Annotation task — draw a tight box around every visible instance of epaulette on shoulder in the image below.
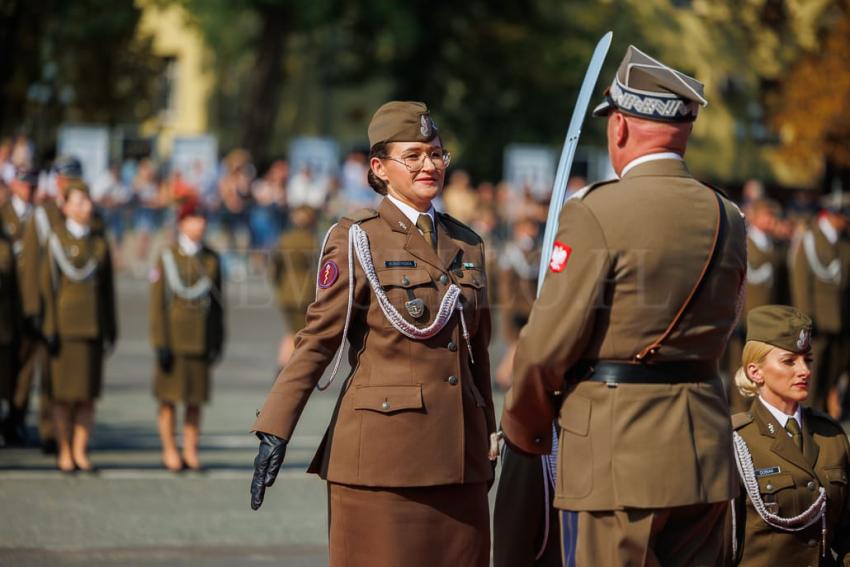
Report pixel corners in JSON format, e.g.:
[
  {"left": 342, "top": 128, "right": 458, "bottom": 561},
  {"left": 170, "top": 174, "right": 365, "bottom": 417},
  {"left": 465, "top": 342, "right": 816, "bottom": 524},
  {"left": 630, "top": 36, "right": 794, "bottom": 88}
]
[
  {"left": 343, "top": 208, "right": 379, "bottom": 224},
  {"left": 698, "top": 179, "right": 731, "bottom": 200},
  {"left": 731, "top": 412, "right": 754, "bottom": 430},
  {"left": 439, "top": 212, "right": 482, "bottom": 243},
  {"left": 572, "top": 179, "right": 618, "bottom": 201}
]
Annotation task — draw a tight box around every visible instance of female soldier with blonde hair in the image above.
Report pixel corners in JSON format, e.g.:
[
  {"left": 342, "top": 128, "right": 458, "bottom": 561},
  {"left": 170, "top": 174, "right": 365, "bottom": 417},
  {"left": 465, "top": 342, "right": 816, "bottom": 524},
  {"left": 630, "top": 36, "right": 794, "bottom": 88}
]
[{"left": 731, "top": 305, "right": 850, "bottom": 566}]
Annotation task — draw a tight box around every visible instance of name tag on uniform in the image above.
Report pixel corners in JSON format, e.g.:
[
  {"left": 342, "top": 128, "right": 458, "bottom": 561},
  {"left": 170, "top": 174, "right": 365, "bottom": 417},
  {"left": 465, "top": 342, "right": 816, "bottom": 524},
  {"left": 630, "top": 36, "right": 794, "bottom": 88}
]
[
  {"left": 755, "top": 466, "right": 781, "bottom": 478},
  {"left": 385, "top": 260, "right": 417, "bottom": 268}
]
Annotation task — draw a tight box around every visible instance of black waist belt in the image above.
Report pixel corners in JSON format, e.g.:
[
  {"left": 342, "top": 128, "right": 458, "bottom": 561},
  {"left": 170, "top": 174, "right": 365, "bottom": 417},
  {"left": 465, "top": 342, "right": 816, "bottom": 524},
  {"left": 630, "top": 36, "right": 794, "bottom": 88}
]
[{"left": 578, "top": 360, "right": 719, "bottom": 385}]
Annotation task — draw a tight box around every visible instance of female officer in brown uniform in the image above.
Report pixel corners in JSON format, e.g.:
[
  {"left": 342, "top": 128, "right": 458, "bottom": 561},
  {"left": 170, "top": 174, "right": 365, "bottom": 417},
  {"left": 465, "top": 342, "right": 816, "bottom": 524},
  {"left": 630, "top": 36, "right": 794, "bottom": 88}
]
[
  {"left": 149, "top": 199, "right": 224, "bottom": 471},
  {"left": 41, "top": 182, "right": 117, "bottom": 472},
  {"left": 731, "top": 305, "right": 850, "bottom": 566},
  {"left": 250, "top": 101, "right": 497, "bottom": 567}
]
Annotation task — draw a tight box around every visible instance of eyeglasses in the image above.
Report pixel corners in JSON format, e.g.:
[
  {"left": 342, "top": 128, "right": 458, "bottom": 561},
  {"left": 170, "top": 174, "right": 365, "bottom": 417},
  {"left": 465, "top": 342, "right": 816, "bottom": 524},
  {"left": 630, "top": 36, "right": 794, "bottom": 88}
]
[{"left": 385, "top": 150, "right": 451, "bottom": 172}]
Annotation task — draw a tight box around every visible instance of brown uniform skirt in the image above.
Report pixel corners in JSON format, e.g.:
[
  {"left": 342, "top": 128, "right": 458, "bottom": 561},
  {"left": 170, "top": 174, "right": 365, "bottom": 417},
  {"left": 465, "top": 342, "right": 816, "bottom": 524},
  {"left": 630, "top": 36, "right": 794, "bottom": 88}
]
[
  {"left": 50, "top": 339, "right": 103, "bottom": 402},
  {"left": 154, "top": 355, "right": 210, "bottom": 405},
  {"left": 327, "top": 482, "right": 490, "bottom": 567}
]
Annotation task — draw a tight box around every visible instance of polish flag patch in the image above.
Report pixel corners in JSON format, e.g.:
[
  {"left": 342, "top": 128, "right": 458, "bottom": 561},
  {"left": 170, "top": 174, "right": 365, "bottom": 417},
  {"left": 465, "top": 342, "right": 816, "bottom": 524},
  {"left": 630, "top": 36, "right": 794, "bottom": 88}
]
[{"left": 549, "top": 241, "right": 572, "bottom": 273}]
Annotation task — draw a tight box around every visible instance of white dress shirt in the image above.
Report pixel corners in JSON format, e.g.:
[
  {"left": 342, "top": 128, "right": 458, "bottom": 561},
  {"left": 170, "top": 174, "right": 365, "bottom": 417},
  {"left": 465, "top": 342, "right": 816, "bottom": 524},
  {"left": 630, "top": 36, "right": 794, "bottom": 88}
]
[
  {"left": 620, "top": 152, "right": 683, "bottom": 178},
  {"left": 178, "top": 232, "right": 202, "bottom": 256},
  {"left": 387, "top": 194, "right": 436, "bottom": 234},
  {"left": 65, "top": 218, "right": 90, "bottom": 239},
  {"left": 758, "top": 395, "right": 802, "bottom": 432}
]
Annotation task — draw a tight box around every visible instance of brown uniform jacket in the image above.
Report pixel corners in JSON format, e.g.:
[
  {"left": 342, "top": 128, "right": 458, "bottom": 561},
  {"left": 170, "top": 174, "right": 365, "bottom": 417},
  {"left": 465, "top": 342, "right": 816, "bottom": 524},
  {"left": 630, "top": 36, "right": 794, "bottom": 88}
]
[
  {"left": 20, "top": 201, "right": 62, "bottom": 318},
  {"left": 745, "top": 231, "right": 783, "bottom": 315},
  {"left": 790, "top": 220, "right": 850, "bottom": 334},
  {"left": 501, "top": 159, "right": 747, "bottom": 511},
  {"left": 270, "top": 227, "right": 317, "bottom": 310},
  {"left": 497, "top": 241, "right": 539, "bottom": 339},
  {"left": 40, "top": 224, "right": 117, "bottom": 344},
  {"left": 149, "top": 243, "right": 224, "bottom": 357},
  {"left": 732, "top": 400, "right": 850, "bottom": 566},
  {"left": 253, "top": 198, "right": 496, "bottom": 488}
]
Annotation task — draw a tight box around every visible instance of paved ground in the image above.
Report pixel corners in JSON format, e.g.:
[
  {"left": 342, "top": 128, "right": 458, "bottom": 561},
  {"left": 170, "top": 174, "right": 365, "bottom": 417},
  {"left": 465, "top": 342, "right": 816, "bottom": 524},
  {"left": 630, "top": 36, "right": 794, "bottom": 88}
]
[{"left": 0, "top": 274, "right": 505, "bottom": 565}]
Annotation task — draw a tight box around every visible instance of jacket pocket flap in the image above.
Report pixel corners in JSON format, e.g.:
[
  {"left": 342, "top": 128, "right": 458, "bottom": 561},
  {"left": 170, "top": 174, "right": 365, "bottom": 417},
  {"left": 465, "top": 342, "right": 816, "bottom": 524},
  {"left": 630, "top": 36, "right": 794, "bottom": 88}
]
[
  {"left": 825, "top": 466, "right": 848, "bottom": 484},
  {"left": 353, "top": 384, "right": 424, "bottom": 413},
  {"left": 377, "top": 268, "right": 432, "bottom": 288},
  {"left": 455, "top": 269, "right": 485, "bottom": 288},
  {"left": 757, "top": 473, "right": 794, "bottom": 494},
  {"left": 557, "top": 395, "right": 591, "bottom": 437}
]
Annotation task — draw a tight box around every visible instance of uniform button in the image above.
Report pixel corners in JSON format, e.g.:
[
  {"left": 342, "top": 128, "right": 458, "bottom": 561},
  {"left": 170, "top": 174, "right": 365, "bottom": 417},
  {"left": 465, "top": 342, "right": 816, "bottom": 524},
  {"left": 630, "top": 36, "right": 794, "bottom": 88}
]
[
  {"left": 807, "top": 539, "right": 817, "bottom": 547},
  {"left": 472, "top": 279, "right": 480, "bottom": 286},
  {"left": 765, "top": 483, "right": 773, "bottom": 491},
  {"left": 534, "top": 436, "right": 543, "bottom": 445},
  {"left": 381, "top": 401, "right": 390, "bottom": 410},
  {"left": 447, "top": 375, "right": 459, "bottom": 386},
  {"left": 401, "top": 276, "right": 410, "bottom": 286},
  {"left": 439, "top": 274, "right": 449, "bottom": 284},
  {"left": 807, "top": 481, "right": 816, "bottom": 491},
  {"left": 447, "top": 341, "right": 457, "bottom": 352}
]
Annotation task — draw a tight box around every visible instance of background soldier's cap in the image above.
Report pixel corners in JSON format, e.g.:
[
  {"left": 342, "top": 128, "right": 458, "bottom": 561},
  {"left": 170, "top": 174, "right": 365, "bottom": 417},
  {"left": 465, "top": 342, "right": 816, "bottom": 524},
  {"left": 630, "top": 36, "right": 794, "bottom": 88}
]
[
  {"left": 176, "top": 197, "right": 204, "bottom": 222},
  {"left": 592, "top": 45, "right": 708, "bottom": 123},
  {"left": 820, "top": 192, "right": 850, "bottom": 216},
  {"left": 14, "top": 168, "right": 38, "bottom": 185},
  {"left": 53, "top": 155, "right": 83, "bottom": 179},
  {"left": 747, "top": 305, "right": 813, "bottom": 354},
  {"left": 368, "top": 101, "right": 438, "bottom": 146}
]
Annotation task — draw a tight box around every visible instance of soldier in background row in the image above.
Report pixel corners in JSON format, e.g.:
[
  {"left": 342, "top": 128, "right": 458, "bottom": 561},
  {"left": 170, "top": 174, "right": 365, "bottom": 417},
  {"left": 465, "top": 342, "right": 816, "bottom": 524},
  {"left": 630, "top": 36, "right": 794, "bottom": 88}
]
[
  {"left": 17, "top": 156, "right": 83, "bottom": 452},
  {"left": 149, "top": 199, "right": 224, "bottom": 472},
  {"left": 0, "top": 169, "right": 34, "bottom": 444},
  {"left": 725, "top": 198, "right": 786, "bottom": 413},
  {"left": 495, "top": 216, "right": 539, "bottom": 391},
  {"left": 269, "top": 205, "right": 318, "bottom": 368},
  {"left": 40, "top": 182, "right": 117, "bottom": 472},
  {"left": 790, "top": 193, "right": 850, "bottom": 420}
]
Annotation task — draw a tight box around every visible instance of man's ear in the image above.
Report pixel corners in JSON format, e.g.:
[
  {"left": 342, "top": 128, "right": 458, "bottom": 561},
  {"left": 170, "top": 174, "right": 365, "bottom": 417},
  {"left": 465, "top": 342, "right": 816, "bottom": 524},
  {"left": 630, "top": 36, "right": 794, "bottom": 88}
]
[{"left": 616, "top": 113, "right": 629, "bottom": 147}]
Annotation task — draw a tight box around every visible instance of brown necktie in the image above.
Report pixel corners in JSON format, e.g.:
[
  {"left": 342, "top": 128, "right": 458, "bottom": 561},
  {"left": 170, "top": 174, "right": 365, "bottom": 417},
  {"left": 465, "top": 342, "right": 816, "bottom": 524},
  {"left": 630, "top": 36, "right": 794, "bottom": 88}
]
[
  {"left": 785, "top": 417, "right": 802, "bottom": 451},
  {"left": 416, "top": 214, "right": 436, "bottom": 251}
]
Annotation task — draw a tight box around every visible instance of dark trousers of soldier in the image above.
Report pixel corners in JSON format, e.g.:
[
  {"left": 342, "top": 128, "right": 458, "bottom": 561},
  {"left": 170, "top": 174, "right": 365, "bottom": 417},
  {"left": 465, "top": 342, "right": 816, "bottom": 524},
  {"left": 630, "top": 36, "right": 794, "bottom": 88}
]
[
  {"left": 560, "top": 501, "right": 730, "bottom": 567},
  {"left": 12, "top": 337, "right": 54, "bottom": 444},
  {"left": 811, "top": 333, "right": 849, "bottom": 416},
  {"left": 493, "top": 446, "right": 562, "bottom": 567}
]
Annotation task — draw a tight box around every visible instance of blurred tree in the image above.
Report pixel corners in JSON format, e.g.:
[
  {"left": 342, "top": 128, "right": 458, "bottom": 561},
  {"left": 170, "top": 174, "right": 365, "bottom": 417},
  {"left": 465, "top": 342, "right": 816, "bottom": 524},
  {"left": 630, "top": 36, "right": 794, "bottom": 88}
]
[{"left": 0, "top": 0, "right": 161, "bottom": 159}]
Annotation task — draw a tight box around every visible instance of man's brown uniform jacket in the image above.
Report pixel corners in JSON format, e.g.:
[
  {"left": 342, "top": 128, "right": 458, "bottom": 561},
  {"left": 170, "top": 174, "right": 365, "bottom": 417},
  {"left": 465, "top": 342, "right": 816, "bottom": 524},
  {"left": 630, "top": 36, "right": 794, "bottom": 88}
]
[
  {"left": 502, "top": 159, "right": 747, "bottom": 511},
  {"left": 732, "top": 401, "right": 850, "bottom": 566},
  {"left": 253, "top": 198, "right": 496, "bottom": 488}
]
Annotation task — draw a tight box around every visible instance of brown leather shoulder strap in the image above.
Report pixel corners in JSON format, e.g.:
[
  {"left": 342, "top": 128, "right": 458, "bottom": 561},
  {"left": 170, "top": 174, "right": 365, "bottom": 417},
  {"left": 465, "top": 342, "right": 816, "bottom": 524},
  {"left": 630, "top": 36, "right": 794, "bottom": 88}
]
[{"left": 635, "top": 189, "right": 726, "bottom": 362}]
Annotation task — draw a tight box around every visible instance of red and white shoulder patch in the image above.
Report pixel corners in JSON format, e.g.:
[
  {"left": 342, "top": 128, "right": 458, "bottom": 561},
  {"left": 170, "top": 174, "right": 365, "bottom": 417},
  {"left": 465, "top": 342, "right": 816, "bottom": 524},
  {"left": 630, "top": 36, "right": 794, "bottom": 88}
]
[
  {"left": 318, "top": 260, "right": 340, "bottom": 289},
  {"left": 548, "top": 241, "right": 572, "bottom": 273}
]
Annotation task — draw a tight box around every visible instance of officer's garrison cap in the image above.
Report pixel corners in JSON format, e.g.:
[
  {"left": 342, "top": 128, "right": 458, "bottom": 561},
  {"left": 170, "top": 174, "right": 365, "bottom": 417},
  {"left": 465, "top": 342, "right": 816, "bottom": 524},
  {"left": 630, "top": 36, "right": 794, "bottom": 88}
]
[
  {"left": 746, "top": 305, "right": 813, "bottom": 354},
  {"left": 593, "top": 45, "right": 707, "bottom": 123},
  {"left": 368, "top": 101, "right": 438, "bottom": 147}
]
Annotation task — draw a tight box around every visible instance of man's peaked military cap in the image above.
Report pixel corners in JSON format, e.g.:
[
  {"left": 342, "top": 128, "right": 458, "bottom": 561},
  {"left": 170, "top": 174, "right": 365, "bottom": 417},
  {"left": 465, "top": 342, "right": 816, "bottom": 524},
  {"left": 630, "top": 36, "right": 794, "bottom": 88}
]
[
  {"left": 746, "top": 305, "right": 813, "bottom": 354},
  {"left": 54, "top": 155, "right": 83, "bottom": 179},
  {"left": 593, "top": 45, "right": 707, "bottom": 123},
  {"left": 368, "top": 101, "right": 438, "bottom": 146}
]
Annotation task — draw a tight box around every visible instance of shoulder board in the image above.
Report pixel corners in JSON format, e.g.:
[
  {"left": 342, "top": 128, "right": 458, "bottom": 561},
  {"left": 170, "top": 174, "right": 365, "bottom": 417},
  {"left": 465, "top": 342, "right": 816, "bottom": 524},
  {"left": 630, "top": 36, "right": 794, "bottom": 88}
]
[
  {"left": 698, "top": 179, "right": 730, "bottom": 200},
  {"left": 439, "top": 212, "right": 482, "bottom": 242},
  {"left": 731, "top": 412, "right": 754, "bottom": 430},
  {"left": 342, "top": 208, "right": 379, "bottom": 224},
  {"left": 572, "top": 179, "right": 618, "bottom": 200}
]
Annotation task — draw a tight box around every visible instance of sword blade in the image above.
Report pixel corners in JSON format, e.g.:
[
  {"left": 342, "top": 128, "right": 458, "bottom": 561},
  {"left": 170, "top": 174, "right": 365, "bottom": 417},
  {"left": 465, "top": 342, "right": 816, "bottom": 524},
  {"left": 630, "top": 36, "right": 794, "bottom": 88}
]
[{"left": 537, "top": 31, "right": 613, "bottom": 295}]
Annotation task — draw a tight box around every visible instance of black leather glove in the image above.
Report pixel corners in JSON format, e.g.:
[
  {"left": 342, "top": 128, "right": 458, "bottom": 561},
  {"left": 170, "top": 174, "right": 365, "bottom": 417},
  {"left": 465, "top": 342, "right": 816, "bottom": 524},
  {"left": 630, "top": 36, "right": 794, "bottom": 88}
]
[
  {"left": 157, "top": 348, "right": 174, "bottom": 373},
  {"left": 250, "top": 431, "right": 287, "bottom": 510},
  {"left": 24, "top": 316, "right": 43, "bottom": 340},
  {"left": 46, "top": 334, "right": 61, "bottom": 357}
]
